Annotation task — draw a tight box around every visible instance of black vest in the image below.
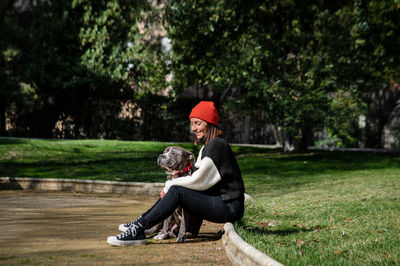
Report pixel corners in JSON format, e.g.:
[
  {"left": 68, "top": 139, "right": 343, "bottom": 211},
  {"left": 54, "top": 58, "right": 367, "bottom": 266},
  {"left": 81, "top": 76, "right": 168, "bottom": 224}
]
[{"left": 200, "top": 137, "right": 245, "bottom": 201}]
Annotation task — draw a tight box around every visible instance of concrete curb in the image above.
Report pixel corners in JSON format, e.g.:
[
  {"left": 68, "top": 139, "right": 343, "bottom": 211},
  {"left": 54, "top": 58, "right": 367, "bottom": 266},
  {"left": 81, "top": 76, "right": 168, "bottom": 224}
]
[
  {"left": 0, "top": 177, "right": 164, "bottom": 197},
  {"left": 222, "top": 223, "right": 283, "bottom": 266},
  {"left": 0, "top": 177, "right": 281, "bottom": 265}
]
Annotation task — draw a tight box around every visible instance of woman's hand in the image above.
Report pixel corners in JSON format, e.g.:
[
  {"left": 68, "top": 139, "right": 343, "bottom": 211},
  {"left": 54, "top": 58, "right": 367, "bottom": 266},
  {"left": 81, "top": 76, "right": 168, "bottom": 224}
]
[{"left": 160, "top": 188, "right": 166, "bottom": 198}]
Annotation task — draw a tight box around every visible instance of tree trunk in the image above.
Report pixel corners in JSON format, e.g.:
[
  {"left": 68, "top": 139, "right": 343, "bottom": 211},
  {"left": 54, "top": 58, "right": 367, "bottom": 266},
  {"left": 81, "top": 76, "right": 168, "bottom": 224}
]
[
  {"left": 381, "top": 101, "right": 400, "bottom": 149},
  {"left": 364, "top": 85, "right": 400, "bottom": 148},
  {"left": 271, "top": 125, "right": 294, "bottom": 152},
  {"left": 296, "top": 121, "right": 312, "bottom": 153},
  {"left": 271, "top": 121, "right": 312, "bottom": 153},
  {"left": 0, "top": 102, "right": 6, "bottom": 135}
]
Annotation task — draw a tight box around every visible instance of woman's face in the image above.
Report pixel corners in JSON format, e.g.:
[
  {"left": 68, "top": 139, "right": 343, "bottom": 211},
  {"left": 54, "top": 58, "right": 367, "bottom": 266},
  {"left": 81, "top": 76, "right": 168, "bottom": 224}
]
[{"left": 190, "top": 118, "right": 208, "bottom": 140}]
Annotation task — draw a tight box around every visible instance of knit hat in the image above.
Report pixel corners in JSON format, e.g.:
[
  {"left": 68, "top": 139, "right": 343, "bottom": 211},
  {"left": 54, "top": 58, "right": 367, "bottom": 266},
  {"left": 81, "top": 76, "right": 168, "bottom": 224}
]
[{"left": 189, "top": 101, "right": 219, "bottom": 126}]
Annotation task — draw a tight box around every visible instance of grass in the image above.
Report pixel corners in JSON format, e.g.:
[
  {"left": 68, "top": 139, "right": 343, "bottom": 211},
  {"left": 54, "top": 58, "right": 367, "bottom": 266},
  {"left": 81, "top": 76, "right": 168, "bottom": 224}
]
[
  {"left": 0, "top": 137, "right": 200, "bottom": 182},
  {"left": 234, "top": 147, "right": 400, "bottom": 265},
  {"left": 1, "top": 137, "right": 399, "bottom": 265}
]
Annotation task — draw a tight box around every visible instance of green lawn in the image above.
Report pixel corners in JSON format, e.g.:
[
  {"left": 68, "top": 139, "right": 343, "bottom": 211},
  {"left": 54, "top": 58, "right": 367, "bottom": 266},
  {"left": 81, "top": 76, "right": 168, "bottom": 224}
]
[
  {"left": 1, "top": 137, "right": 399, "bottom": 265},
  {"left": 234, "top": 148, "right": 400, "bottom": 265},
  {"left": 0, "top": 137, "right": 195, "bottom": 182}
]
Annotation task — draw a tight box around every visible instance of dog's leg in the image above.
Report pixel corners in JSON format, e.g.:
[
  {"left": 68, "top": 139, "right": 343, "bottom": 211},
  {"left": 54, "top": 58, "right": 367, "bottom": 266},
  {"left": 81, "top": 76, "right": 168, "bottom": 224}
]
[
  {"left": 153, "top": 215, "right": 173, "bottom": 240},
  {"left": 145, "top": 222, "right": 162, "bottom": 236}
]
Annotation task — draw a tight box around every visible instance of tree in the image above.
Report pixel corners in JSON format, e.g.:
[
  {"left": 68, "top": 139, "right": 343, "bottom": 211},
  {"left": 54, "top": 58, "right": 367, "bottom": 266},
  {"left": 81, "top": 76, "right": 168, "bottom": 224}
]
[
  {"left": 164, "top": 1, "right": 343, "bottom": 151},
  {"left": 164, "top": 0, "right": 400, "bottom": 151},
  {"left": 1, "top": 0, "right": 167, "bottom": 138},
  {"left": 343, "top": 1, "right": 400, "bottom": 148}
]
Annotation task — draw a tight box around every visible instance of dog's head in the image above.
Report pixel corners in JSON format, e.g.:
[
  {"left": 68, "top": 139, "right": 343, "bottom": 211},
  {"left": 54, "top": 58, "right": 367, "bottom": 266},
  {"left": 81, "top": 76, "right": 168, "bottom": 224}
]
[{"left": 157, "top": 146, "right": 195, "bottom": 177}]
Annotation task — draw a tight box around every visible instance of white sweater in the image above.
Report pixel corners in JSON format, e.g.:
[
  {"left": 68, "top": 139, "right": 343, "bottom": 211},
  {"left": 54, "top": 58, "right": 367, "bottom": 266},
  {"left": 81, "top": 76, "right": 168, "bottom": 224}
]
[{"left": 163, "top": 146, "right": 222, "bottom": 193}]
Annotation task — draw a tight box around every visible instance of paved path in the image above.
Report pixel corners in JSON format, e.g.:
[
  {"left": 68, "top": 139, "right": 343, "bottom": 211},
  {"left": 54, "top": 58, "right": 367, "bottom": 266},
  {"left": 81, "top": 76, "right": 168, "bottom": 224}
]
[{"left": 0, "top": 190, "right": 230, "bottom": 265}]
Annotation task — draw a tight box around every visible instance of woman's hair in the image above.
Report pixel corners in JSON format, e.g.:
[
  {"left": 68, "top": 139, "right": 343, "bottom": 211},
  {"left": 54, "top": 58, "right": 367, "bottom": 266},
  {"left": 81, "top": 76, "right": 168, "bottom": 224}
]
[{"left": 194, "top": 123, "right": 223, "bottom": 146}]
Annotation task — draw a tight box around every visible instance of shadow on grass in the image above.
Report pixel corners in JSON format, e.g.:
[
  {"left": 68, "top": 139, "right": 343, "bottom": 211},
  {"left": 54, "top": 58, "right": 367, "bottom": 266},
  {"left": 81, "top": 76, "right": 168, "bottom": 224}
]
[
  {"left": 0, "top": 137, "right": 28, "bottom": 145},
  {"left": 232, "top": 145, "right": 281, "bottom": 155},
  {"left": 235, "top": 147, "right": 400, "bottom": 196},
  {"left": 237, "top": 223, "right": 315, "bottom": 237},
  {"left": 241, "top": 150, "right": 399, "bottom": 177}
]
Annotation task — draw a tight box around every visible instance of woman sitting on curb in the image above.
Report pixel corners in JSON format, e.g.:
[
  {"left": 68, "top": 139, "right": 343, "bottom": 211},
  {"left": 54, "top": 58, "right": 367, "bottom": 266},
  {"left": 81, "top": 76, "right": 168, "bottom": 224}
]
[{"left": 107, "top": 101, "right": 245, "bottom": 246}]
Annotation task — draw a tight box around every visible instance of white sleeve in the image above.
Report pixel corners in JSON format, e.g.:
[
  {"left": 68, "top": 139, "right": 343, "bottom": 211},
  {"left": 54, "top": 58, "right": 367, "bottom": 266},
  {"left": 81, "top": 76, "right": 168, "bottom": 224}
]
[{"left": 163, "top": 156, "right": 221, "bottom": 193}]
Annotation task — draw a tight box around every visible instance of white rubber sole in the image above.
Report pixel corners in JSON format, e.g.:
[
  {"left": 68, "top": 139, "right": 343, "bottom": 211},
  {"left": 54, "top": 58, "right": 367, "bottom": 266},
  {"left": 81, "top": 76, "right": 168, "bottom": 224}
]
[{"left": 107, "top": 236, "right": 146, "bottom": 246}]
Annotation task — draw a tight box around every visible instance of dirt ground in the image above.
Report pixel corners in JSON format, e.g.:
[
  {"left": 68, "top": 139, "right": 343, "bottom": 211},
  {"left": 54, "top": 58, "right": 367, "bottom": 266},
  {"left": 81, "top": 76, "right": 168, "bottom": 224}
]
[{"left": 0, "top": 190, "right": 230, "bottom": 265}]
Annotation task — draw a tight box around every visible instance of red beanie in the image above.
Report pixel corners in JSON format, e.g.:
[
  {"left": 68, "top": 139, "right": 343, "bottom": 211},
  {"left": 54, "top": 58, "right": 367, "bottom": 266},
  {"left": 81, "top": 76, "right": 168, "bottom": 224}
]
[{"left": 189, "top": 101, "right": 219, "bottom": 126}]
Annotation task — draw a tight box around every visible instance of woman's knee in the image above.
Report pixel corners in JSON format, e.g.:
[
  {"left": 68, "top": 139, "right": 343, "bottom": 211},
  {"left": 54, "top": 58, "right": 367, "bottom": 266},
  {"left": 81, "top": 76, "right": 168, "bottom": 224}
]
[
  {"left": 166, "top": 185, "right": 185, "bottom": 199},
  {"left": 167, "top": 185, "right": 180, "bottom": 194},
  {"left": 166, "top": 185, "right": 198, "bottom": 206},
  {"left": 169, "top": 185, "right": 190, "bottom": 193}
]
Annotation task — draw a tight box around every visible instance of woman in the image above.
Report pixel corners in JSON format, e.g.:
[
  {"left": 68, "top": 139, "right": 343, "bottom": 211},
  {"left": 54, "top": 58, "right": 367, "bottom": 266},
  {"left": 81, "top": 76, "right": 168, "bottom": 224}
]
[{"left": 107, "top": 101, "right": 245, "bottom": 246}]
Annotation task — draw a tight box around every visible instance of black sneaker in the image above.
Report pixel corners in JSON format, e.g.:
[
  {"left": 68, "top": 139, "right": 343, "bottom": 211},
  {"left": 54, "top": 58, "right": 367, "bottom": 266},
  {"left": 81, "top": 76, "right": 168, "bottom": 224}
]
[
  {"left": 107, "top": 224, "right": 146, "bottom": 246},
  {"left": 119, "top": 216, "right": 142, "bottom": 232}
]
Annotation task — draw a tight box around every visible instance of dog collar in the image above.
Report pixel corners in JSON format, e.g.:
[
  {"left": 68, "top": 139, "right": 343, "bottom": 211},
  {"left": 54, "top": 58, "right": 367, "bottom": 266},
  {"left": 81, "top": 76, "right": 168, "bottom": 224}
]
[{"left": 175, "top": 163, "right": 193, "bottom": 177}]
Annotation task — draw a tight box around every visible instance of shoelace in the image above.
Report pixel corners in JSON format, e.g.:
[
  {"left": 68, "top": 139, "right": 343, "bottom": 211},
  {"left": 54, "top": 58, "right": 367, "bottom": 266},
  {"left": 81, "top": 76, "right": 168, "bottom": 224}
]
[
  {"left": 117, "top": 224, "right": 139, "bottom": 239},
  {"left": 124, "top": 221, "right": 133, "bottom": 227}
]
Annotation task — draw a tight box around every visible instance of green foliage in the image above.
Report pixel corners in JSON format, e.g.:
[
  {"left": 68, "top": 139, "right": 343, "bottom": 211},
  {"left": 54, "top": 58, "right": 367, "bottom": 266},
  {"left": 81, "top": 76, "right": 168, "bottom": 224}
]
[
  {"left": 72, "top": 0, "right": 168, "bottom": 93},
  {"left": 164, "top": 0, "right": 400, "bottom": 151},
  {"left": 344, "top": 1, "right": 400, "bottom": 88},
  {"left": 73, "top": 0, "right": 140, "bottom": 80},
  {"left": 0, "top": 0, "right": 167, "bottom": 138},
  {"left": 164, "top": 1, "right": 340, "bottom": 151},
  {"left": 2, "top": 0, "right": 400, "bottom": 149},
  {"left": 321, "top": 90, "right": 366, "bottom": 148}
]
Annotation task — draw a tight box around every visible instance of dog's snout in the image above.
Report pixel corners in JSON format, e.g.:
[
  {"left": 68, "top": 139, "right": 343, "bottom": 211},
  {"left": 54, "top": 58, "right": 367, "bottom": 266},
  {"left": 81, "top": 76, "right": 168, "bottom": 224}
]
[{"left": 157, "top": 154, "right": 166, "bottom": 165}]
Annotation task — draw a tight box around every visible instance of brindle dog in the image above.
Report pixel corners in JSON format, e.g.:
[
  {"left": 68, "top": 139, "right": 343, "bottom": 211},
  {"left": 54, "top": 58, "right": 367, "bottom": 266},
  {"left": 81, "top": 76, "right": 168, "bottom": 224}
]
[{"left": 153, "top": 146, "right": 203, "bottom": 243}]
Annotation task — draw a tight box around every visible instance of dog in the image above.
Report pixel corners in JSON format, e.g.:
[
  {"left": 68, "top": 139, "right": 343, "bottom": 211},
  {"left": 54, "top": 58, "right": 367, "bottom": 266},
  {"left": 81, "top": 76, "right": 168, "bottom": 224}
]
[{"left": 152, "top": 146, "right": 203, "bottom": 243}]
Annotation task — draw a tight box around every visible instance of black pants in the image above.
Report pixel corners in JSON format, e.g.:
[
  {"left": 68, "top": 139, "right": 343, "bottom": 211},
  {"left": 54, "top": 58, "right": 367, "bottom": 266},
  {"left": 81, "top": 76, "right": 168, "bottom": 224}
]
[{"left": 139, "top": 185, "right": 244, "bottom": 230}]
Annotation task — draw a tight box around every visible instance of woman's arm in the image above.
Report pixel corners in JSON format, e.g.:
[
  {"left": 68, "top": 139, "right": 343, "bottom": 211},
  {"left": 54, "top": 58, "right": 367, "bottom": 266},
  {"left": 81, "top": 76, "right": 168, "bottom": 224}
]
[{"left": 163, "top": 156, "right": 221, "bottom": 194}]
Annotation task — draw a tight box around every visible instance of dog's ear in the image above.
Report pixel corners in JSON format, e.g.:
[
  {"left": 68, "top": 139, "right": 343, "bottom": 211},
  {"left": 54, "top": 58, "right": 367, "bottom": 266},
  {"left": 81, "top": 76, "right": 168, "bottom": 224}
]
[{"left": 188, "top": 152, "right": 195, "bottom": 163}]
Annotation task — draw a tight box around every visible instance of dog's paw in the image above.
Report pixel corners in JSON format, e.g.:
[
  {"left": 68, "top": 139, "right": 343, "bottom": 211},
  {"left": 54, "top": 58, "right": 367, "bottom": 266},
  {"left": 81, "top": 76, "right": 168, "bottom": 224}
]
[
  {"left": 153, "top": 232, "right": 168, "bottom": 240},
  {"left": 176, "top": 235, "right": 186, "bottom": 243}
]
